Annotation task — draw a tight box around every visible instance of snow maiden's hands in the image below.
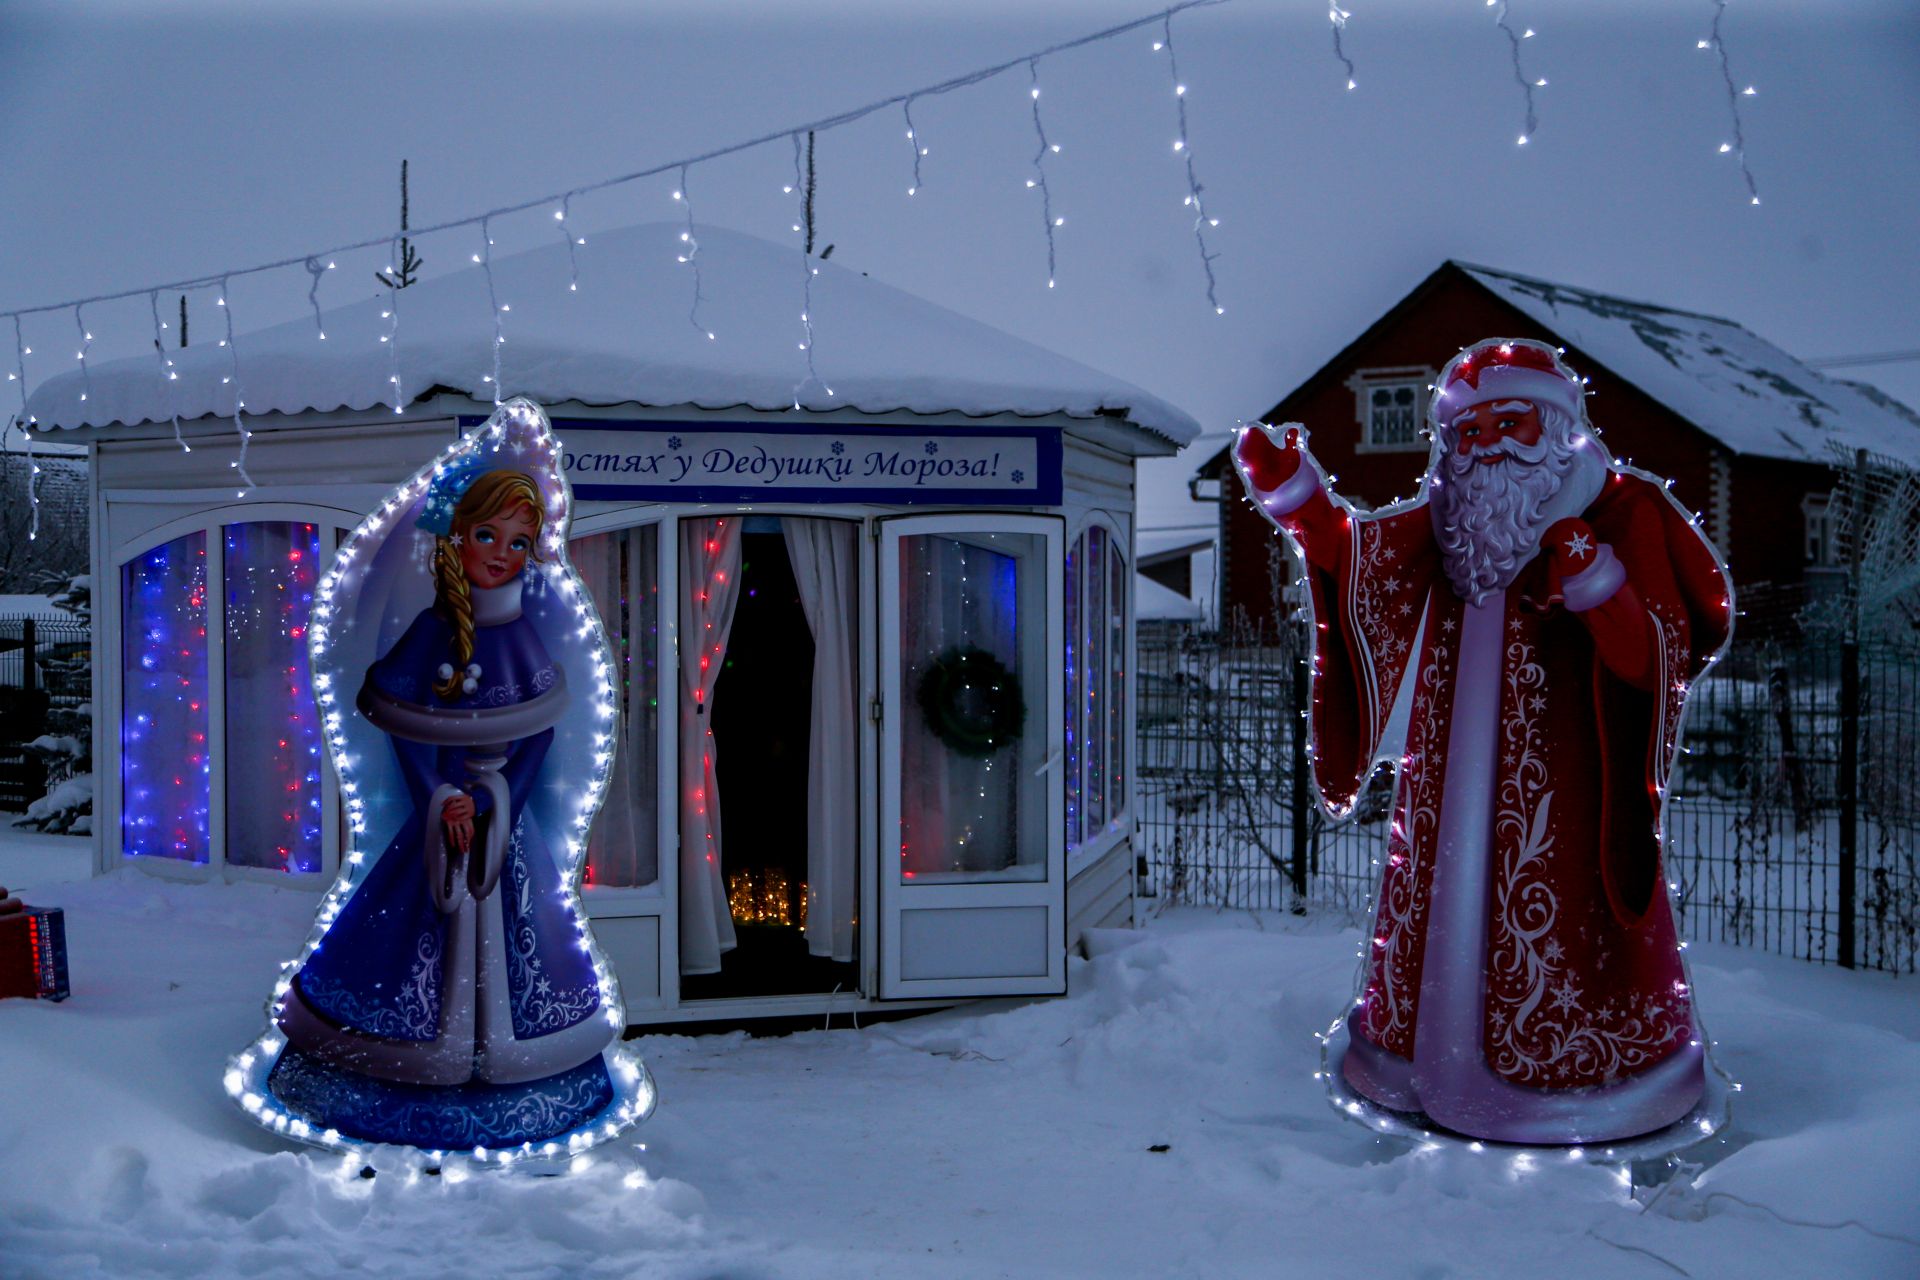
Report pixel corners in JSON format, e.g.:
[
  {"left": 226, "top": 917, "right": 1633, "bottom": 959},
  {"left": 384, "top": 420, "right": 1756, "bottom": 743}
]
[{"left": 442, "top": 792, "right": 476, "bottom": 855}]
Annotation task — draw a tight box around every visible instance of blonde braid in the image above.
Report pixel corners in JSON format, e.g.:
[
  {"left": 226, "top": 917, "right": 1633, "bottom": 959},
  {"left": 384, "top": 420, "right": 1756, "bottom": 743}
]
[
  {"left": 433, "top": 536, "right": 475, "bottom": 701},
  {"left": 432, "top": 469, "right": 544, "bottom": 701}
]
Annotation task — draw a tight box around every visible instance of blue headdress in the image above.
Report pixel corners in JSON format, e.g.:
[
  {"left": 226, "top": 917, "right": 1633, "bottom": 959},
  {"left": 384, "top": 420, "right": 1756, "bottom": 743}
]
[{"left": 416, "top": 453, "right": 490, "bottom": 536}]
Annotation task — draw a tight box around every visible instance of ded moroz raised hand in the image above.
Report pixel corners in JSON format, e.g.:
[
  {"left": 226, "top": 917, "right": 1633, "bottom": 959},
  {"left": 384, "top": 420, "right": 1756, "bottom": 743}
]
[{"left": 1233, "top": 421, "right": 1309, "bottom": 493}]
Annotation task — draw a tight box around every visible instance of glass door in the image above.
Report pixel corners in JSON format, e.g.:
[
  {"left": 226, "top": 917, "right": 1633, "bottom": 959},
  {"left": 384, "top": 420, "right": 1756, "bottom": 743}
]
[
  {"left": 878, "top": 515, "right": 1065, "bottom": 998},
  {"left": 571, "top": 518, "right": 675, "bottom": 1011}
]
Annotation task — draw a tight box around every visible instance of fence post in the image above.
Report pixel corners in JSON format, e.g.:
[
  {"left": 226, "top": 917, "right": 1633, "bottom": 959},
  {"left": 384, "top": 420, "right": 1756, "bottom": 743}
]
[
  {"left": 1837, "top": 640, "right": 1859, "bottom": 970},
  {"left": 1289, "top": 617, "right": 1309, "bottom": 913},
  {"left": 1767, "top": 663, "right": 1811, "bottom": 833},
  {"left": 20, "top": 618, "right": 34, "bottom": 697}
]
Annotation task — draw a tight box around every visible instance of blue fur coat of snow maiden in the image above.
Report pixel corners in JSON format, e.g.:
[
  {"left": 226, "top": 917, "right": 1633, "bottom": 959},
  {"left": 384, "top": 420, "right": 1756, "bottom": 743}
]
[{"left": 267, "top": 578, "right": 619, "bottom": 1150}]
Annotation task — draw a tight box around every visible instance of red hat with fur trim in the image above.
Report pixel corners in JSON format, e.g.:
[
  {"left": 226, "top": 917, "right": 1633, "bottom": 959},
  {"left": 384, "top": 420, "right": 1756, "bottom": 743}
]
[{"left": 1430, "top": 338, "right": 1584, "bottom": 426}]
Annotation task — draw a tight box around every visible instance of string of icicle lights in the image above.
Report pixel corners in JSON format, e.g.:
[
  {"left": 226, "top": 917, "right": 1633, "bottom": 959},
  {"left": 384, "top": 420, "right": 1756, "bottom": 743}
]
[
  {"left": 1485, "top": 0, "right": 1546, "bottom": 147},
  {"left": 1328, "top": 5, "right": 1357, "bottom": 92},
  {"left": 0, "top": 0, "right": 1784, "bottom": 520},
  {"left": 0, "top": 0, "right": 1236, "bottom": 329},
  {"left": 0, "top": 0, "right": 1237, "bottom": 520},
  {"left": 1702, "top": 0, "right": 1762, "bottom": 205}
]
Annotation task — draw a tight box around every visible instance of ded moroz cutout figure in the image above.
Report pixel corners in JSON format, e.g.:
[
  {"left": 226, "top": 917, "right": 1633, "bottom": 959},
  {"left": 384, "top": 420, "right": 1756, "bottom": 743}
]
[
  {"left": 226, "top": 399, "right": 654, "bottom": 1165},
  {"left": 1234, "top": 339, "right": 1733, "bottom": 1145}
]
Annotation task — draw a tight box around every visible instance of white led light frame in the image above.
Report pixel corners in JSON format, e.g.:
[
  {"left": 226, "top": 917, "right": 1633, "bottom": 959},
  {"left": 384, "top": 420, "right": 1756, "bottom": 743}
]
[{"left": 224, "top": 397, "right": 656, "bottom": 1170}]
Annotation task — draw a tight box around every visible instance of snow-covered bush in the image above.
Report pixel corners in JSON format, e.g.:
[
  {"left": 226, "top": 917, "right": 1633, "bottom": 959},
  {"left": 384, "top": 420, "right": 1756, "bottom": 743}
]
[
  {"left": 12, "top": 573, "right": 92, "bottom": 835},
  {"left": 17, "top": 766, "right": 91, "bottom": 834}
]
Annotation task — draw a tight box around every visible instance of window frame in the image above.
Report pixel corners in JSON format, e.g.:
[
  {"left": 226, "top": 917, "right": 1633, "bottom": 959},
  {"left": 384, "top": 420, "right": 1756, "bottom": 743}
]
[
  {"left": 1346, "top": 366, "right": 1436, "bottom": 455},
  {"left": 568, "top": 506, "right": 679, "bottom": 917},
  {"left": 107, "top": 503, "right": 358, "bottom": 888},
  {"left": 1803, "top": 492, "right": 1841, "bottom": 568},
  {"left": 1064, "top": 512, "right": 1132, "bottom": 879}
]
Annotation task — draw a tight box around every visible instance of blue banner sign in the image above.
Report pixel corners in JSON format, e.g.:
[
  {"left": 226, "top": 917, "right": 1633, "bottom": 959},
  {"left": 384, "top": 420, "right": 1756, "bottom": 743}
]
[{"left": 458, "top": 418, "right": 1063, "bottom": 506}]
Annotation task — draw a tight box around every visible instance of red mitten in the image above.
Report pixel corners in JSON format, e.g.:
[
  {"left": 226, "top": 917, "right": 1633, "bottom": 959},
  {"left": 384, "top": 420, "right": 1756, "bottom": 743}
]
[
  {"left": 1234, "top": 424, "right": 1303, "bottom": 493},
  {"left": 1544, "top": 517, "right": 1600, "bottom": 577}
]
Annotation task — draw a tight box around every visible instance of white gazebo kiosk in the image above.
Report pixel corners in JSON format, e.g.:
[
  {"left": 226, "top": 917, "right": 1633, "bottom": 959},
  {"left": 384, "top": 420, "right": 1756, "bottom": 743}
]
[{"left": 27, "top": 223, "right": 1199, "bottom": 1025}]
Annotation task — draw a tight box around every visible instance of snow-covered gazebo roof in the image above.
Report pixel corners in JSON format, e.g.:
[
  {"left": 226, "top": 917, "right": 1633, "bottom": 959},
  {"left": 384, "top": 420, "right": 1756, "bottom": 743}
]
[
  {"left": 1459, "top": 263, "right": 1920, "bottom": 467},
  {"left": 24, "top": 223, "right": 1200, "bottom": 450}
]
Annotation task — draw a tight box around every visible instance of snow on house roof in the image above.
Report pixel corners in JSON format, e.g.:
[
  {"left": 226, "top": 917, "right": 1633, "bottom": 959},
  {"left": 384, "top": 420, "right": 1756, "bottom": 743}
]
[
  {"left": 1136, "top": 529, "right": 1214, "bottom": 564},
  {"left": 24, "top": 223, "right": 1199, "bottom": 449},
  {"left": 1135, "top": 572, "right": 1203, "bottom": 622},
  {"left": 1458, "top": 262, "right": 1920, "bottom": 467}
]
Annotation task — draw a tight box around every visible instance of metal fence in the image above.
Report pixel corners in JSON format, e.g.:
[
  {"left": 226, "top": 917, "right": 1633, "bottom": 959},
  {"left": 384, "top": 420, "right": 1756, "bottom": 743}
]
[
  {"left": 1137, "top": 615, "right": 1384, "bottom": 917},
  {"left": 1662, "top": 639, "right": 1917, "bottom": 973},
  {"left": 0, "top": 615, "right": 91, "bottom": 702},
  {"left": 1135, "top": 618, "right": 1920, "bottom": 976},
  {"left": 0, "top": 614, "right": 91, "bottom": 811}
]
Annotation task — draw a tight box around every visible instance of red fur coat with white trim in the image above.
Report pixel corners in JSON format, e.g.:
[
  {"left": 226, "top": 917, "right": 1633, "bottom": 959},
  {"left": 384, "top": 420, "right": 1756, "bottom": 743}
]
[{"left": 1272, "top": 469, "right": 1731, "bottom": 1088}]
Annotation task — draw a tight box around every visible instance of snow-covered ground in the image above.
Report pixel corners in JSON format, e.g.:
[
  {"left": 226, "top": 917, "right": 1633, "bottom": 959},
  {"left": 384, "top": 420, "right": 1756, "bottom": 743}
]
[{"left": 2, "top": 832, "right": 1916, "bottom": 1278}]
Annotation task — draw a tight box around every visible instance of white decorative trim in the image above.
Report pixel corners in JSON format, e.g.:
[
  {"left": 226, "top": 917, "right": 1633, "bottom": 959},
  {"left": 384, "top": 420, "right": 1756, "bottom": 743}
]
[
  {"left": 1346, "top": 368, "right": 1435, "bottom": 455},
  {"left": 1260, "top": 460, "right": 1320, "bottom": 517},
  {"left": 277, "top": 895, "right": 478, "bottom": 1088},
  {"left": 1709, "top": 451, "right": 1732, "bottom": 553},
  {"left": 1356, "top": 599, "right": 1703, "bottom": 1142},
  {"left": 357, "top": 671, "right": 569, "bottom": 746},
  {"left": 425, "top": 784, "right": 469, "bottom": 914},
  {"left": 1432, "top": 365, "right": 1581, "bottom": 425},
  {"left": 471, "top": 580, "right": 524, "bottom": 626},
  {"left": 1561, "top": 544, "right": 1626, "bottom": 612}
]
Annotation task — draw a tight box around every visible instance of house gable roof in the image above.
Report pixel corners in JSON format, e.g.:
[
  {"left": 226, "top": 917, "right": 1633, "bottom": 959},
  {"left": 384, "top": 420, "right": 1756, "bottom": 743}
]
[
  {"left": 1199, "top": 260, "right": 1920, "bottom": 475},
  {"left": 1458, "top": 262, "right": 1920, "bottom": 467}
]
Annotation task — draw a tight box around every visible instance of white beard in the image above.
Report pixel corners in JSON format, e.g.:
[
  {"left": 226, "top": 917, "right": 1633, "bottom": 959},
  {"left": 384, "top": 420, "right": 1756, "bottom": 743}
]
[{"left": 1430, "top": 427, "right": 1581, "bottom": 607}]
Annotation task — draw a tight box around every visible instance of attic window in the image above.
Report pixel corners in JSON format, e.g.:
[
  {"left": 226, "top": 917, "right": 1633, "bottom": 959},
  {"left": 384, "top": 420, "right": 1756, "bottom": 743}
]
[
  {"left": 1347, "top": 367, "right": 1433, "bottom": 454},
  {"left": 1803, "top": 493, "right": 1842, "bottom": 568}
]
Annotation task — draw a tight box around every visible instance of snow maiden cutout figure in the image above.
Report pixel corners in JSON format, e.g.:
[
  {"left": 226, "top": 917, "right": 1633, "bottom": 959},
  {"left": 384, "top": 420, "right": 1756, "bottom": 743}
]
[
  {"left": 226, "top": 399, "right": 654, "bottom": 1164},
  {"left": 1233, "top": 340, "right": 1733, "bottom": 1148}
]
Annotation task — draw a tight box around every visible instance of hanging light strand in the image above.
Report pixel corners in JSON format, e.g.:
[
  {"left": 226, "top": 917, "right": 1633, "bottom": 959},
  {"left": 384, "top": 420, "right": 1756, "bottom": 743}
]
[
  {"left": 789, "top": 133, "right": 832, "bottom": 407},
  {"left": 903, "top": 95, "right": 928, "bottom": 196},
  {"left": 73, "top": 304, "right": 93, "bottom": 405},
  {"left": 554, "top": 192, "right": 585, "bottom": 292},
  {"left": 1703, "top": 0, "right": 1761, "bottom": 205},
  {"left": 1329, "top": 5, "right": 1357, "bottom": 91},
  {"left": 0, "top": 0, "right": 1226, "bottom": 332},
  {"left": 1025, "top": 60, "right": 1063, "bottom": 290},
  {"left": 217, "top": 277, "right": 256, "bottom": 497},
  {"left": 147, "top": 289, "right": 189, "bottom": 452},
  {"left": 672, "top": 165, "right": 714, "bottom": 341},
  {"left": 8, "top": 316, "right": 40, "bottom": 540},
  {"left": 479, "top": 216, "right": 505, "bottom": 404},
  {"left": 381, "top": 235, "right": 405, "bottom": 415},
  {"left": 1157, "top": 13, "right": 1224, "bottom": 314},
  {"left": 302, "top": 256, "right": 335, "bottom": 341},
  {"left": 1487, "top": 1, "right": 1544, "bottom": 146}
]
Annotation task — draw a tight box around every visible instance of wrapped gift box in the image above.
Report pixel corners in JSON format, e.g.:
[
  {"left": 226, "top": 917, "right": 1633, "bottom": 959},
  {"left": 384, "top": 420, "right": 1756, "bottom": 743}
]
[{"left": 0, "top": 891, "right": 68, "bottom": 1001}]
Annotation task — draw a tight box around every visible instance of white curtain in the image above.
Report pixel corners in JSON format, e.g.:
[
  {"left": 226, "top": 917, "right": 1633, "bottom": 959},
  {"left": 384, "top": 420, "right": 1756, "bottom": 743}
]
[
  {"left": 574, "top": 529, "right": 657, "bottom": 889},
  {"left": 783, "top": 518, "right": 860, "bottom": 961},
  {"left": 678, "top": 517, "right": 743, "bottom": 974}
]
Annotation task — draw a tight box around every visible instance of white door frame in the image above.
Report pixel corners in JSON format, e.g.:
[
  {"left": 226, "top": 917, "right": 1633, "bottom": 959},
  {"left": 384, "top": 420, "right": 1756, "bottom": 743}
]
[{"left": 876, "top": 512, "right": 1066, "bottom": 999}]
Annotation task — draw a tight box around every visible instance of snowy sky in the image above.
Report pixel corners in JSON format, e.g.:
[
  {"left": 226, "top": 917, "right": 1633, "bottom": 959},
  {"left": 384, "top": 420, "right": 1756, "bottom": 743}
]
[{"left": 2, "top": 0, "right": 1915, "bottom": 532}]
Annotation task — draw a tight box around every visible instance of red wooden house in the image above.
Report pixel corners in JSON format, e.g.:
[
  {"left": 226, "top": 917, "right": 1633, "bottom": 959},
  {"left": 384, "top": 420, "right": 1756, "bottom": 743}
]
[{"left": 1195, "top": 261, "right": 1920, "bottom": 635}]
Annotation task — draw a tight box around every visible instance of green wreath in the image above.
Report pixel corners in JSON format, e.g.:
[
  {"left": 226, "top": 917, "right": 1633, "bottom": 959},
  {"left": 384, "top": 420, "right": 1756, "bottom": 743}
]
[{"left": 916, "top": 645, "right": 1026, "bottom": 759}]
